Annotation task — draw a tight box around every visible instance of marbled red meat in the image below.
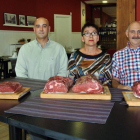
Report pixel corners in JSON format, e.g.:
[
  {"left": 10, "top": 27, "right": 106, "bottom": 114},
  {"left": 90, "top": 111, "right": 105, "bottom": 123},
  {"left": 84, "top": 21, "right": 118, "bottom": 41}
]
[
  {"left": 132, "top": 81, "right": 140, "bottom": 98},
  {"left": 72, "top": 75, "right": 104, "bottom": 94},
  {"left": 44, "top": 76, "right": 73, "bottom": 93},
  {"left": 0, "top": 81, "right": 22, "bottom": 93}
]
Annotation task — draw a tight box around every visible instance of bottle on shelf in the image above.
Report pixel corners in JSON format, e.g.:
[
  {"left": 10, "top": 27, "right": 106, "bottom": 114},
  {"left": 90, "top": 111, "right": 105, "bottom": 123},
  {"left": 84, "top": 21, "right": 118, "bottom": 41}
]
[
  {"left": 113, "top": 21, "right": 116, "bottom": 27},
  {"left": 99, "top": 26, "right": 117, "bottom": 50},
  {"left": 110, "top": 28, "right": 112, "bottom": 35},
  {"left": 111, "top": 21, "right": 113, "bottom": 27},
  {"left": 114, "top": 28, "right": 117, "bottom": 35},
  {"left": 105, "top": 21, "right": 108, "bottom": 28}
]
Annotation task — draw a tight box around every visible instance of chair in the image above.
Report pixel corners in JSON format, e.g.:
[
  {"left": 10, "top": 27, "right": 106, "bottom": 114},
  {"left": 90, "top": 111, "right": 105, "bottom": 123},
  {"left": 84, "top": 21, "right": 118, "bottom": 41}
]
[
  {"left": 16, "top": 47, "right": 20, "bottom": 55},
  {"left": 107, "top": 49, "right": 116, "bottom": 58},
  {"left": 9, "top": 59, "right": 17, "bottom": 77},
  {"left": 0, "top": 58, "right": 4, "bottom": 79}
]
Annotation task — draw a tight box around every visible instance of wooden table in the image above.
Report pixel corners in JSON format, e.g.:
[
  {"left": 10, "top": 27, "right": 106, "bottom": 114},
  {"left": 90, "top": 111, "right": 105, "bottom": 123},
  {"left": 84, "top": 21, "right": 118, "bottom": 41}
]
[
  {"left": 7, "top": 97, "right": 140, "bottom": 140},
  {"left": 8, "top": 101, "right": 139, "bottom": 140},
  {"left": 0, "top": 77, "right": 46, "bottom": 140}
]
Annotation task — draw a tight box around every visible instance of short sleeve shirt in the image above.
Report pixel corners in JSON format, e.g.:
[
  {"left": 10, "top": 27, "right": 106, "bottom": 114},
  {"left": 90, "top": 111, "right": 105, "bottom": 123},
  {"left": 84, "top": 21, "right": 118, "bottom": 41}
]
[{"left": 112, "top": 42, "right": 140, "bottom": 87}]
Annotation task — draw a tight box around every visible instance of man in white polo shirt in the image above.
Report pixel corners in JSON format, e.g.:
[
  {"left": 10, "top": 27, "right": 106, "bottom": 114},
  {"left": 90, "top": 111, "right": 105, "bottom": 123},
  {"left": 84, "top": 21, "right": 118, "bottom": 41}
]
[{"left": 15, "top": 17, "right": 68, "bottom": 80}]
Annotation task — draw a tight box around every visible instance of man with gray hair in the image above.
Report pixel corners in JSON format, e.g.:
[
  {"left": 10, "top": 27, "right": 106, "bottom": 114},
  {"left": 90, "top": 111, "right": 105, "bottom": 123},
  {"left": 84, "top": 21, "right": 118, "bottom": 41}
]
[
  {"left": 112, "top": 21, "right": 140, "bottom": 90},
  {"left": 15, "top": 17, "right": 68, "bottom": 80}
]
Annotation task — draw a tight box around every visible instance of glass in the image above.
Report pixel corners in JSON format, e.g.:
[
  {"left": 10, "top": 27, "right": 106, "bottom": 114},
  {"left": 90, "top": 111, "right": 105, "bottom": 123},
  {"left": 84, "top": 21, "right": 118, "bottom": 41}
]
[{"left": 83, "top": 32, "right": 98, "bottom": 36}]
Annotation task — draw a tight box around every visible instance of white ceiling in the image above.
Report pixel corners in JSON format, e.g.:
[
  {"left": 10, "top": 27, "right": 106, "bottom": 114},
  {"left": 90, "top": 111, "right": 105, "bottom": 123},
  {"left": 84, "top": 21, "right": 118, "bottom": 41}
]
[
  {"left": 85, "top": 0, "right": 116, "bottom": 4},
  {"left": 84, "top": 0, "right": 116, "bottom": 17}
]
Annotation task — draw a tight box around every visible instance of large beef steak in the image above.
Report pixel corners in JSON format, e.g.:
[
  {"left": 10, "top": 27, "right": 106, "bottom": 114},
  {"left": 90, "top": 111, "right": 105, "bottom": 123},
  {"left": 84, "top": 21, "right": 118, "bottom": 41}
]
[
  {"left": 132, "top": 81, "right": 140, "bottom": 98},
  {"left": 44, "top": 76, "right": 73, "bottom": 93},
  {"left": 0, "top": 81, "right": 22, "bottom": 93},
  {"left": 72, "top": 74, "right": 104, "bottom": 94}
]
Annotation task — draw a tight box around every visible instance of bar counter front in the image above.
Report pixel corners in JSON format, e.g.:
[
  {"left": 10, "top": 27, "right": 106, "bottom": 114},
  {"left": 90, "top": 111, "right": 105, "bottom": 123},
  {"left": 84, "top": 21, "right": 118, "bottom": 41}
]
[{"left": 0, "top": 77, "right": 140, "bottom": 140}]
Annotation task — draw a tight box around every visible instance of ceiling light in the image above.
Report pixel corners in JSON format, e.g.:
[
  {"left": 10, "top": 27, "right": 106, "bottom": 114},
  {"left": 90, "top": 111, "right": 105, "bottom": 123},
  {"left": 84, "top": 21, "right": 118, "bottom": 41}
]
[{"left": 102, "top": 1, "right": 108, "bottom": 3}]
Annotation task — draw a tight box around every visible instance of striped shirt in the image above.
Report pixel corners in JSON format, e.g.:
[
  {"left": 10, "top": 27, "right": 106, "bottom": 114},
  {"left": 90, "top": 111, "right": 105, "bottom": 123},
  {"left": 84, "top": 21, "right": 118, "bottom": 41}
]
[
  {"left": 67, "top": 50, "right": 112, "bottom": 85},
  {"left": 112, "top": 42, "right": 140, "bottom": 87}
]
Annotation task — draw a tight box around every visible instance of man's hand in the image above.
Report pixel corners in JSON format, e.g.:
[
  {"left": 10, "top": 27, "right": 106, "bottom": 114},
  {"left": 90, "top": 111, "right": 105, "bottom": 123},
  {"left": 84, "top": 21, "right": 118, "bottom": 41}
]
[
  {"left": 112, "top": 77, "right": 132, "bottom": 90},
  {"left": 117, "top": 84, "right": 132, "bottom": 90}
]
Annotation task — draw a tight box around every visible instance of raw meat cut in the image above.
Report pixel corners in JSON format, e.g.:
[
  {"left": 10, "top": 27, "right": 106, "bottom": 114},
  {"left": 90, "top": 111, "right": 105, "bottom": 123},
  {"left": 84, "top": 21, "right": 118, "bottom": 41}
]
[
  {"left": 72, "top": 75, "right": 104, "bottom": 93},
  {"left": 0, "top": 81, "right": 23, "bottom": 93},
  {"left": 44, "top": 76, "right": 73, "bottom": 93},
  {"left": 132, "top": 81, "right": 140, "bottom": 98}
]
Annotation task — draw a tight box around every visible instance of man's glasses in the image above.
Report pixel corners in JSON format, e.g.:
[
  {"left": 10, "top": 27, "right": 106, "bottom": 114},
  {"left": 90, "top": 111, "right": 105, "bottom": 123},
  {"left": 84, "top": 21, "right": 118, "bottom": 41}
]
[{"left": 83, "top": 32, "right": 98, "bottom": 36}]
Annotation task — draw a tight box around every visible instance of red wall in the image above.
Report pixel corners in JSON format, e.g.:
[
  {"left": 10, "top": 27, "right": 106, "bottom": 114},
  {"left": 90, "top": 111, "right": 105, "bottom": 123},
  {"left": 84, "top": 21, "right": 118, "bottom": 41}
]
[
  {"left": 2, "top": 0, "right": 139, "bottom": 32},
  {"left": 92, "top": 8, "right": 111, "bottom": 25},
  {"left": 85, "top": 6, "right": 112, "bottom": 25},
  {"left": 86, "top": 5, "right": 92, "bottom": 23},
  {"left": 136, "top": 0, "right": 140, "bottom": 21},
  {"left": 0, "top": 0, "right": 36, "bottom": 31},
  {"left": 92, "top": 8, "right": 100, "bottom": 22},
  {"left": 102, "top": 12, "right": 112, "bottom": 25},
  {"left": 35, "top": 0, "right": 81, "bottom": 32},
  {"left": 0, "top": 0, "right": 83, "bottom": 32}
]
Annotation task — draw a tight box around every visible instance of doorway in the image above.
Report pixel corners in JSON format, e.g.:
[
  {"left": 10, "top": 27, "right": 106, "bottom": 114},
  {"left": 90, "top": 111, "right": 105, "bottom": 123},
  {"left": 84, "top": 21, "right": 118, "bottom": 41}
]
[
  {"left": 54, "top": 14, "right": 72, "bottom": 51},
  {"left": 91, "top": 5, "right": 117, "bottom": 51},
  {"left": 89, "top": 0, "right": 135, "bottom": 50}
]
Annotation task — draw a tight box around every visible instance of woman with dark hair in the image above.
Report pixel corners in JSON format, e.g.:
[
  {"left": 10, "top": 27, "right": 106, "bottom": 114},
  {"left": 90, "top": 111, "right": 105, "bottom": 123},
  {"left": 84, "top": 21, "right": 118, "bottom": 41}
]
[{"left": 67, "top": 23, "right": 112, "bottom": 86}]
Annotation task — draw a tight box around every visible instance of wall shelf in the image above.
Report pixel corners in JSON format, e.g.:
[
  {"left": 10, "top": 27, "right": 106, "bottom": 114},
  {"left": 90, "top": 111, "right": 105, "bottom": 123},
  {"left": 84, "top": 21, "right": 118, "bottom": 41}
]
[
  {"left": 98, "top": 27, "right": 117, "bottom": 50},
  {"left": 3, "top": 24, "right": 33, "bottom": 28}
]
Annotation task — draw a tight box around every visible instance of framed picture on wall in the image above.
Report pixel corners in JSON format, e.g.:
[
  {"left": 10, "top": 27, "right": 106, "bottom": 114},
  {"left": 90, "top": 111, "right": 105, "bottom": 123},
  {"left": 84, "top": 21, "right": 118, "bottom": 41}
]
[
  {"left": 4, "top": 13, "right": 17, "bottom": 25},
  {"left": 19, "top": 15, "right": 25, "bottom": 25},
  {"left": 27, "top": 16, "right": 37, "bottom": 26}
]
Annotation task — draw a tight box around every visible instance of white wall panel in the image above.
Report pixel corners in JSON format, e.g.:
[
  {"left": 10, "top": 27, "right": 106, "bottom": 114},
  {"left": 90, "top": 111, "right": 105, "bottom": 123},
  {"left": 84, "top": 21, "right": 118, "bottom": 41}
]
[
  {"left": 0, "top": 30, "right": 81, "bottom": 56},
  {"left": 71, "top": 32, "right": 82, "bottom": 50},
  {"left": 0, "top": 30, "right": 55, "bottom": 56}
]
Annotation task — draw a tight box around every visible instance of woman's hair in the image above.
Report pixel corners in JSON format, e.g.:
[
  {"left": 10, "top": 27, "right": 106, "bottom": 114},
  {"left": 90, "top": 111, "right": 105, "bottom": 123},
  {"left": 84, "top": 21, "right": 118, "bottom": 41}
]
[{"left": 81, "top": 23, "right": 99, "bottom": 36}]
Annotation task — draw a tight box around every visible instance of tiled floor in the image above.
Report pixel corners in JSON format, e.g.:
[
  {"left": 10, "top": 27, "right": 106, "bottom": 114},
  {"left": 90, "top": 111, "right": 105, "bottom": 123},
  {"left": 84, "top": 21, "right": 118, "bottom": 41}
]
[{"left": 0, "top": 121, "right": 32, "bottom": 140}]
